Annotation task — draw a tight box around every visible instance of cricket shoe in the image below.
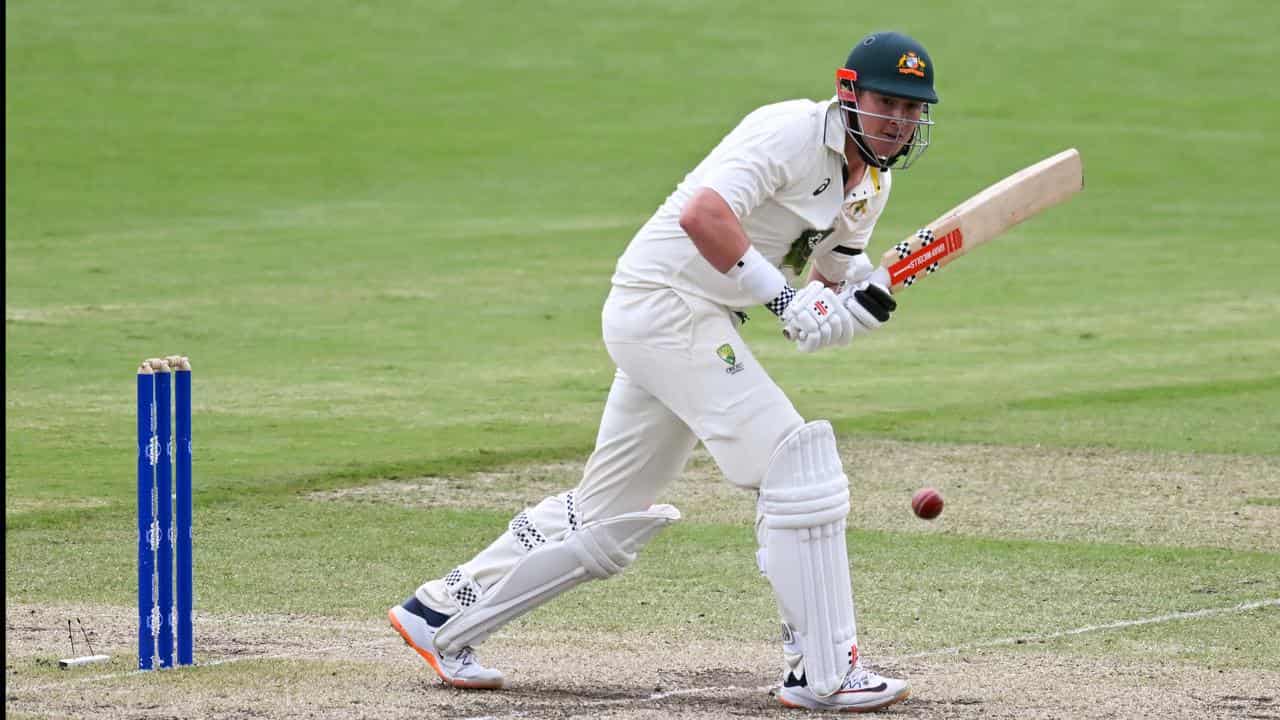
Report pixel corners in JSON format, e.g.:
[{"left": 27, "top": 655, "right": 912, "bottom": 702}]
[
  {"left": 388, "top": 595, "right": 504, "bottom": 689},
  {"left": 776, "top": 663, "right": 910, "bottom": 712}
]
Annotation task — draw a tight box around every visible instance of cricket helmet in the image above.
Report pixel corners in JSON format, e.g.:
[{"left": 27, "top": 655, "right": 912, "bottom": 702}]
[
  {"left": 841, "top": 31, "right": 938, "bottom": 104},
  {"left": 837, "top": 31, "right": 937, "bottom": 170}
]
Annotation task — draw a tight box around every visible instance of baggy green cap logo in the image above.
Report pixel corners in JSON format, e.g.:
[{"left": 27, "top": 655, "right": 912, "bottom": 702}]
[{"left": 717, "top": 343, "right": 736, "bottom": 366}]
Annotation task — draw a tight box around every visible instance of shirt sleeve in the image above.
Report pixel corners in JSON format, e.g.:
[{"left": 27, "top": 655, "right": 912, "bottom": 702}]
[{"left": 699, "top": 111, "right": 815, "bottom": 219}]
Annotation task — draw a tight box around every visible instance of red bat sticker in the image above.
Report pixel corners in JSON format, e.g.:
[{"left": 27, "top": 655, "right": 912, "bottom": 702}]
[{"left": 888, "top": 227, "right": 964, "bottom": 285}]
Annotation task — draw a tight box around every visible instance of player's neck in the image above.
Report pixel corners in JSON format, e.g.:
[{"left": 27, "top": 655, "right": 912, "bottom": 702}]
[
  {"left": 843, "top": 137, "right": 869, "bottom": 191},
  {"left": 844, "top": 154, "right": 868, "bottom": 193}
]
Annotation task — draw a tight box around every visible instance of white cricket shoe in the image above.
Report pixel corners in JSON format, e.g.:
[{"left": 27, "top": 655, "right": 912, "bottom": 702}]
[
  {"left": 776, "top": 663, "right": 910, "bottom": 712},
  {"left": 388, "top": 596, "right": 504, "bottom": 689}
]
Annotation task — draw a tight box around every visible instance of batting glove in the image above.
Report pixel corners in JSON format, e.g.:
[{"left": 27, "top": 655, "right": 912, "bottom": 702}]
[
  {"left": 840, "top": 267, "right": 897, "bottom": 333},
  {"left": 782, "top": 281, "right": 855, "bottom": 353}
]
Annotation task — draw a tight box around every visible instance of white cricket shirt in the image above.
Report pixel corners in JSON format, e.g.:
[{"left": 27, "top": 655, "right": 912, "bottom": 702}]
[{"left": 612, "top": 97, "right": 891, "bottom": 311}]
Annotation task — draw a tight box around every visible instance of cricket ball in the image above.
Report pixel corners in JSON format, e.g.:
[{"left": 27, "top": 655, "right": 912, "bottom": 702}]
[{"left": 911, "top": 487, "right": 944, "bottom": 520}]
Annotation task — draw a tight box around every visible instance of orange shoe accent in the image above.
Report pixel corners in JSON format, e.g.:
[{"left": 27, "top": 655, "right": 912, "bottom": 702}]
[
  {"left": 387, "top": 609, "right": 502, "bottom": 690},
  {"left": 388, "top": 609, "right": 449, "bottom": 682}
]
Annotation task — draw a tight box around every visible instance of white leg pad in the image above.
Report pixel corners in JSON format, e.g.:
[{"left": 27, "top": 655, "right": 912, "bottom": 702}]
[
  {"left": 433, "top": 504, "right": 680, "bottom": 654},
  {"left": 758, "top": 420, "right": 855, "bottom": 698}
]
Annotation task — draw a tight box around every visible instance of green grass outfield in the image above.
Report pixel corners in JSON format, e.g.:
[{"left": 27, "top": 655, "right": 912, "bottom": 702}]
[{"left": 6, "top": 1, "right": 1279, "bottom": 715}]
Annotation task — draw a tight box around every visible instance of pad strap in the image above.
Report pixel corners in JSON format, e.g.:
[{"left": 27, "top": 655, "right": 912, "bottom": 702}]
[{"left": 433, "top": 505, "right": 680, "bottom": 654}]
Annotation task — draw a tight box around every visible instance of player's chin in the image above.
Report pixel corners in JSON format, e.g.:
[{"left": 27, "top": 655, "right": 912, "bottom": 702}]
[{"left": 869, "top": 141, "right": 905, "bottom": 162}]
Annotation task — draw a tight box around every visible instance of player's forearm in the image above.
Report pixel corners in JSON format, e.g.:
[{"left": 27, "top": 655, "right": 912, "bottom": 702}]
[
  {"left": 808, "top": 266, "right": 840, "bottom": 290},
  {"left": 681, "top": 187, "right": 798, "bottom": 316},
  {"left": 679, "top": 187, "right": 751, "bottom": 273}
]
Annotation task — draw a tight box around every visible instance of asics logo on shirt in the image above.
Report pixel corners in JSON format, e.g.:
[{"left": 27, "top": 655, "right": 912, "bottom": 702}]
[{"left": 812, "top": 178, "right": 831, "bottom": 196}]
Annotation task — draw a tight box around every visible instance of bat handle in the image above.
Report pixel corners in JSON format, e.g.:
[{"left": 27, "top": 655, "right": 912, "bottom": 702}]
[{"left": 782, "top": 327, "right": 806, "bottom": 341}]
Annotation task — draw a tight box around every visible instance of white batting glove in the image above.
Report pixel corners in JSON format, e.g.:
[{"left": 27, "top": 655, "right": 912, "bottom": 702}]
[
  {"left": 782, "top": 282, "right": 855, "bottom": 353},
  {"left": 841, "top": 252, "right": 876, "bottom": 289},
  {"left": 839, "top": 267, "right": 897, "bottom": 334}
]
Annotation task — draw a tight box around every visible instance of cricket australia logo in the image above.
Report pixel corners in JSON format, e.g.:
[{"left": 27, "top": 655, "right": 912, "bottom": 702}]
[
  {"left": 897, "top": 51, "right": 927, "bottom": 77},
  {"left": 845, "top": 199, "right": 868, "bottom": 222},
  {"left": 717, "top": 343, "right": 745, "bottom": 376}
]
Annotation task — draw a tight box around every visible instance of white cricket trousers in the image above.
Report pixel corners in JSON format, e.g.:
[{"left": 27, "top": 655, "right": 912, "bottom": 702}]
[{"left": 417, "top": 285, "right": 804, "bottom": 614}]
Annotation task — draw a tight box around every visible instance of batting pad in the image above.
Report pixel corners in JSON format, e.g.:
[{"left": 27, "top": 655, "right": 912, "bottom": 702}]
[
  {"left": 433, "top": 504, "right": 680, "bottom": 654},
  {"left": 758, "top": 421, "right": 855, "bottom": 698}
]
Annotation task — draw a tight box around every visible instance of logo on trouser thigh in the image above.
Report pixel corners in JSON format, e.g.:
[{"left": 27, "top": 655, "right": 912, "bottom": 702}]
[{"left": 716, "top": 344, "right": 745, "bottom": 375}]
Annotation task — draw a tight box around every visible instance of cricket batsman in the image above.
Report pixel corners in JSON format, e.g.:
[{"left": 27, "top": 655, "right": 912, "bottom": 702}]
[{"left": 389, "top": 30, "right": 938, "bottom": 712}]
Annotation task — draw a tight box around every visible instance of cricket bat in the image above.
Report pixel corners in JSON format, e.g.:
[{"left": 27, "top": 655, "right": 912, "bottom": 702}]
[{"left": 878, "top": 148, "right": 1083, "bottom": 292}]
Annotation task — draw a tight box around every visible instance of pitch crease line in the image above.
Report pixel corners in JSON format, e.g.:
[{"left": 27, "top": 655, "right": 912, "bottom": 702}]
[
  {"left": 891, "top": 597, "right": 1280, "bottom": 660},
  {"left": 25, "top": 598, "right": 1277, "bottom": 699},
  {"left": 463, "top": 597, "right": 1279, "bottom": 720}
]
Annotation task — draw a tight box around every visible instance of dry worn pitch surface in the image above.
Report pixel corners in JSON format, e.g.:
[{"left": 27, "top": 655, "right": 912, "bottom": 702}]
[{"left": 8, "top": 440, "right": 1278, "bottom": 719}]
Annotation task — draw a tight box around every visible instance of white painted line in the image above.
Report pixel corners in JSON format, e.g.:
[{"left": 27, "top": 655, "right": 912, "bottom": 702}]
[
  {"left": 892, "top": 597, "right": 1280, "bottom": 660},
  {"left": 22, "top": 597, "right": 1278, "bottom": 707},
  {"left": 58, "top": 655, "right": 111, "bottom": 669},
  {"left": 22, "top": 650, "right": 363, "bottom": 691},
  {"left": 31, "top": 660, "right": 208, "bottom": 689},
  {"left": 460, "top": 597, "right": 1280, "bottom": 720},
  {"left": 456, "top": 685, "right": 780, "bottom": 720}
]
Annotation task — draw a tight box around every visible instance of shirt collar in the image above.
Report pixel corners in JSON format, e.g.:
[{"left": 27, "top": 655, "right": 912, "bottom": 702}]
[
  {"left": 848, "top": 166, "right": 882, "bottom": 200},
  {"left": 824, "top": 96, "right": 883, "bottom": 198},
  {"left": 822, "top": 96, "right": 846, "bottom": 155}
]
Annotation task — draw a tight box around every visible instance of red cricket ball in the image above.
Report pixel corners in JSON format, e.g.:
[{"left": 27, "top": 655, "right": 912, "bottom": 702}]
[{"left": 911, "top": 487, "right": 944, "bottom": 520}]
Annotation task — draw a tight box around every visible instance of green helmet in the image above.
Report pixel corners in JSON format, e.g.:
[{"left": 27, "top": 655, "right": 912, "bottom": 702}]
[
  {"left": 836, "top": 31, "right": 937, "bottom": 170},
  {"left": 842, "top": 31, "right": 938, "bottom": 104}
]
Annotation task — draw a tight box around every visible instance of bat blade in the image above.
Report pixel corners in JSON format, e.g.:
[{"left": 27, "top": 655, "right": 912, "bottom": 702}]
[{"left": 882, "top": 148, "right": 1083, "bottom": 292}]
